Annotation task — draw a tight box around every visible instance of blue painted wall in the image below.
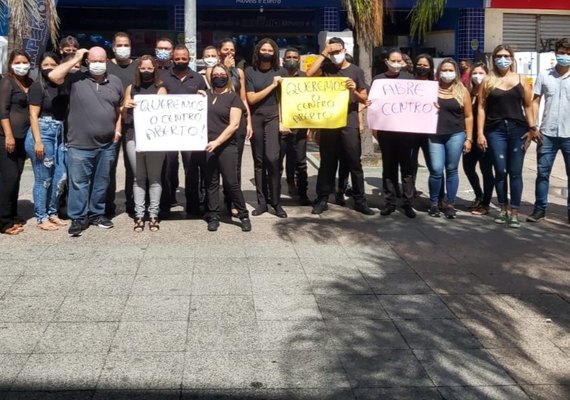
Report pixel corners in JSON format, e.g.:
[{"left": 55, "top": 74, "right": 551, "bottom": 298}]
[{"left": 0, "top": 2, "right": 8, "bottom": 36}]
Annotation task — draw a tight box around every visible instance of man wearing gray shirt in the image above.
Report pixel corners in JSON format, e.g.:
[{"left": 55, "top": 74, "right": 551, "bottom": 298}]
[
  {"left": 528, "top": 38, "right": 570, "bottom": 223},
  {"left": 50, "top": 47, "right": 124, "bottom": 236}
]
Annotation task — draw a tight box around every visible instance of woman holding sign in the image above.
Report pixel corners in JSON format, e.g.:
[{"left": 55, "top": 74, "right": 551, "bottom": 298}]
[
  {"left": 245, "top": 38, "right": 287, "bottom": 218},
  {"left": 122, "top": 55, "right": 167, "bottom": 232},
  {"left": 427, "top": 58, "right": 473, "bottom": 219},
  {"left": 204, "top": 64, "right": 251, "bottom": 232}
]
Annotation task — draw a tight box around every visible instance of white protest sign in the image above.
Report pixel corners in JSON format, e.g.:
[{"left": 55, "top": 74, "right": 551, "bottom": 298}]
[
  {"left": 134, "top": 94, "right": 207, "bottom": 151},
  {"left": 367, "top": 79, "right": 439, "bottom": 134}
]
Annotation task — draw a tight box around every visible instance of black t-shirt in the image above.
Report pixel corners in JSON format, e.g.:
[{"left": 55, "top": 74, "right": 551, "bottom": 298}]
[
  {"left": 371, "top": 71, "right": 414, "bottom": 134},
  {"left": 28, "top": 81, "right": 69, "bottom": 122},
  {"left": 0, "top": 77, "right": 31, "bottom": 139},
  {"left": 207, "top": 90, "right": 245, "bottom": 143},
  {"left": 106, "top": 60, "right": 138, "bottom": 89},
  {"left": 321, "top": 63, "right": 367, "bottom": 129},
  {"left": 162, "top": 67, "right": 208, "bottom": 95},
  {"left": 124, "top": 82, "right": 162, "bottom": 142},
  {"left": 244, "top": 66, "right": 287, "bottom": 112}
]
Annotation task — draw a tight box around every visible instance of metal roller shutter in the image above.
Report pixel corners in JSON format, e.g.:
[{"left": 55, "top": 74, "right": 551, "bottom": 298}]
[
  {"left": 503, "top": 13, "right": 538, "bottom": 52},
  {"left": 539, "top": 15, "right": 570, "bottom": 51}
]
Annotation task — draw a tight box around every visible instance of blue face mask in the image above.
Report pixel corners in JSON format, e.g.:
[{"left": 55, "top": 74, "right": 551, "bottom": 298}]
[
  {"left": 155, "top": 49, "right": 171, "bottom": 61},
  {"left": 556, "top": 54, "right": 570, "bottom": 67},
  {"left": 494, "top": 56, "right": 512, "bottom": 70}
]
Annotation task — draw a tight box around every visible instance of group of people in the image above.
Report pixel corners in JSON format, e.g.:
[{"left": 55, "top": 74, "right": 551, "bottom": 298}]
[{"left": 0, "top": 33, "right": 569, "bottom": 237}]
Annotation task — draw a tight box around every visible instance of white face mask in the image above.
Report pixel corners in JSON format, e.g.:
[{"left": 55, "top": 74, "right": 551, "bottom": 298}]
[
  {"left": 114, "top": 46, "right": 131, "bottom": 60},
  {"left": 440, "top": 71, "right": 456, "bottom": 83},
  {"left": 471, "top": 74, "right": 485, "bottom": 85},
  {"left": 386, "top": 62, "right": 402, "bottom": 73},
  {"left": 89, "top": 62, "right": 107, "bottom": 76},
  {"left": 330, "top": 52, "right": 345, "bottom": 65},
  {"left": 204, "top": 57, "right": 218, "bottom": 68},
  {"left": 12, "top": 63, "right": 31, "bottom": 76}
]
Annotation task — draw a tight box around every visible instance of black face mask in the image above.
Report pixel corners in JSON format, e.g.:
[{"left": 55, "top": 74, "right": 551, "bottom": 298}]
[
  {"left": 283, "top": 60, "right": 300, "bottom": 71},
  {"left": 41, "top": 68, "right": 54, "bottom": 81},
  {"left": 415, "top": 67, "right": 431, "bottom": 77},
  {"left": 173, "top": 62, "right": 189, "bottom": 71},
  {"left": 140, "top": 71, "right": 154, "bottom": 82},
  {"left": 259, "top": 53, "right": 273, "bottom": 62},
  {"left": 212, "top": 76, "right": 228, "bottom": 88}
]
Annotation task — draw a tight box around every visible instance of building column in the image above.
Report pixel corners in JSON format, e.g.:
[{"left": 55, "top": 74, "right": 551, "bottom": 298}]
[{"left": 457, "top": 8, "right": 485, "bottom": 61}]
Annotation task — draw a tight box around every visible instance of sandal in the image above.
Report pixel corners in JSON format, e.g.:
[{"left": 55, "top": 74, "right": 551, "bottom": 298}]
[
  {"left": 3, "top": 225, "right": 24, "bottom": 235},
  {"left": 133, "top": 218, "right": 145, "bottom": 233},
  {"left": 38, "top": 221, "right": 59, "bottom": 231},
  {"left": 49, "top": 216, "right": 68, "bottom": 226},
  {"left": 471, "top": 205, "right": 489, "bottom": 216},
  {"left": 149, "top": 218, "right": 160, "bottom": 232},
  {"left": 468, "top": 197, "right": 482, "bottom": 210}
]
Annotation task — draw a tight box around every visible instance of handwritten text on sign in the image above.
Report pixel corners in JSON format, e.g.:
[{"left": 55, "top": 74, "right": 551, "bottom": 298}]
[
  {"left": 134, "top": 94, "right": 207, "bottom": 151},
  {"left": 367, "top": 79, "right": 439, "bottom": 134},
  {"left": 281, "top": 77, "right": 349, "bottom": 129}
]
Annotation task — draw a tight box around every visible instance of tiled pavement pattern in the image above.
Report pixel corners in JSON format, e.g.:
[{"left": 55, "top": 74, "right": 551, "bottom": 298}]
[{"left": 0, "top": 143, "right": 568, "bottom": 399}]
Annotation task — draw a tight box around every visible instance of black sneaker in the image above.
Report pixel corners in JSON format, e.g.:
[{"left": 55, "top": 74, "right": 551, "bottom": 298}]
[
  {"left": 252, "top": 204, "right": 268, "bottom": 216},
  {"left": 272, "top": 204, "right": 288, "bottom": 218},
  {"left": 444, "top": 207, "right": 457, "bottom": 219},
  {"left": 354, "top": 203, "right": 376, "bottom": 215},
  {"left": 207, "top": 219, "right": 220, "bottom": 232},
  {"left": 335, "top": 192, "right": 346, "bottom": 206},
  {"left": 240, "top": 217, "right": 252, "bottom": 232},
  {"left": 298, "top": 194, "right": 312, "bottom": 206},
  {"left": 68, "top": 219, "right": 85, "bottom": 237},
  {"left": 90, "top": 216, "right": 114, "bottom": 229},
  {"left": 312, "top": 200, "right": 328, "bottom": 215},
  {"left": 380, "top": 205, "right": 396, "bottom": 216},
  {"left": 526, "top": 209, "right": 546, "bottom": 222},
  {"left": 403, "top": 205, "right": 417, "bottom": 219},
  {"left": 428, "top": 205, "right": 441, "bottom": 217}
]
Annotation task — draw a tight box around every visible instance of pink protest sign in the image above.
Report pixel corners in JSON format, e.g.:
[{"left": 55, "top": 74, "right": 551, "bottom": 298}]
[{"left": 367, "top": 79, "right": 439, "bottom": 134}]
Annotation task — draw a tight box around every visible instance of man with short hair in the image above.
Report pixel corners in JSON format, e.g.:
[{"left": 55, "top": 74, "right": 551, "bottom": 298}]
[
  {"left": 59, "top": 35, "right": 80, "bottom": 57},
  {"left": 161, "top": 44, "right": 208, "bottom": 217},
  {"left": 155, "top": 37, "right": 174, "bottom": 71},
  {"left": 528, "top": 38, "right": 570, "bottom": 223},
  {"left": 49, "top": 47, "right": 124, "bottom": 236},
  {"left": 306, "top": 37, "right": 374, "bottom": 215}
]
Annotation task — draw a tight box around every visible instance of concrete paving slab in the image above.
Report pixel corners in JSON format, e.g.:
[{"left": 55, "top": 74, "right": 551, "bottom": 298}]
[
  {"left": 379, "top": 294, "right": 455, "bottom": 319},
  {"left": 0, "top": 323, "right": 47, "bottom": 353},
  {"left": 181, "top": 388, "right": 355, "bottom": 399},
  {"left": 137, "top": 258, "right": 193, "bottom": 275},
  {"left": 93, "top": 390, "right": 179, "bottom": 400},
  {"left": 110, "top": 321, "right": 187, "bottom": 352},
  {"left": 437, "top": 385, "right": 531, "bottom": 399},
  {"left": 21, "top": 260, "right": 85, "bottom": 276},
  {"left": 0, "top": 296, "right": 64, "bottom": 323},
  {"left": 393, "top": 319, "right": 482, "bottom": 350},
  {"left": 363, "top": 272, "right": 434, "bottom": 295},
  {"left": 0, "top": 354, "right": 30, "bottom": 389},
  {"left": 250, "top": 273, "right": 311, "bottom": 295},
  {"left": 254, "top": 295, "right": 321, "bottom": 321},
  {"left": 131, "top": 275, "right": 193, "bottom": 296},
  {"left": 1, "top": 391, "right": 95, "bottom": 400},
  {"left": 189, "top": 296, "right": 256, "bottom": 322},
  {"left": 0, "top": 276, "right": 18, "bottom": 297},
  {"left": 326, "top": 319, "right": 408, "bottom": 350},
  {"left": 521, "top": 384, "right": 570, "bottom": 400},
  {"left": 121, "top": 295, "right": 190, "bottom": 321},
  {"left": 354, "top": 387, "right": 443, "bottom": 400},
  {"left": 421, "top": 273, "right": 495, "bottom": 295},
  {"left": 54, "top": 296, "right": 127, "bottom": 322},
  {"left": 306, "top": 272, "right": 373, "bottom": 295},
  {"left": 192, "top": 274, "right": 253, "bottom": 296},
  {"left": 70, "top": 275, "right": 135, "bottom": 297},
  {"left": 8, "top": 276, "right": 77, "bottom": 297},
  {"left": 256, "top": 320, "right": 332, "bottom": 350},
  {"left": 186, "top": 321, "right": 259, "bottom": 351},
  {"left": 34, "top": 322, "right": 118, "bottom": 353},
  {"left": 315, "top": 295, "right": 388, "bottom": 320},
  {"left": 193, "top": 258, "right": 250, "bottom": 275}
]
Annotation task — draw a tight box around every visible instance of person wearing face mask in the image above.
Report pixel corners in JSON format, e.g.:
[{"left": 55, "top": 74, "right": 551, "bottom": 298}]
[
  {"left": 427, "top": 58, "right": 473, "bottom": 219},
  {"left": 306, "top": 37, "right": 374, "bottom": 216},
  {"left": 528, "top": 38, "right": 570, "bottom": 224},
  {"left": 245, "top": 38, "right": 288, "bottom": 218},
  {"left": 280, "top": 47, "right": 311, "bottom": 206},
  {"left": 462, "top": 62, "right": 494, "bottom": 216},
  {"left": 202, "top": 46, "right": 219, "bottom": 86},
  {"left": 459, "top": 59, "right": 472, "bottom": 87},
  {"left": 0, "top": 50, "right": 33, "bottom": 235},
  {"left": 215, "top": 38, "right": 253, "bottom": 216},
  {"left": 49, "top": 47, "right": 124, "bottom": 236},
  {"left": 477, "top": 44, "right": 537, "bottom": 228},
  {"left": 161, "top": 44, "right": 208, "bottom": 218},
  {"left": 24, "top": 52, "right": 69, "bottom": 231},
  {"left": 372, "top": 49, "right": 416, "bottom": 218},
  {"left": 155, "top": 37, "right": 174, "bottom": 72},
  {"left": 121, "top": 55, "right": 167, "bottom": 232},
  {"left": 106, "top": 32, "right": 138, "bottom": 218},
  {"left": 204, "top": 64, "right": 251, "bottom": 232}
]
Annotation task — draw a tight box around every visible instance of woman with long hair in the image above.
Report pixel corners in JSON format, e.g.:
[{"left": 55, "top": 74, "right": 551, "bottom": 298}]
[
  {"left": 463, "top": 62, "right": 495, "bottom": 216},
  {"left": 204, "top": 63, "right": 251, "bottom": 232},
  {"left": 244, "top": 38, "right": 287, "bottom": 218},
  {"left": 477, "top": 44, "right": 537, "bottom": 228},
  {"left": 24, "top": 51, "right": 69, "bottom": 231},
  {"left": 428, "top": 58, "right": 473, "bottom": 219},
  {"left": 122, "top": 55, "right": 167, "bottom": 232},
  {"left": 0, "top": 50, "right": 33, "bottom": 235}
]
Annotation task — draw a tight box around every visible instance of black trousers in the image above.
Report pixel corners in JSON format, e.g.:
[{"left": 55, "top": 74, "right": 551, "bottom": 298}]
[
  {"left": 378, "top": 131, "right": 415, "bottom": 207},
  {"left": 105, "top": 133, "right": 134, "bottom": 215},
  {"left": 462, "top": 142, "right": 494, "bottom": 206},
  {"left": 160, "top": 151, "right": 179, "bottom": 215},
  {"left": 0, "top": 136, "right": 26, "bottom": 232},
  {"left": 181, "top": 150, "right": 207, "bottom": 214},
  {"left": 337, "top": 153, "right": 350, "bottom": 192},
  {"left": 224, "top": 120, "right": 247, "bottom": 207},
  {"left": 316, "top": 127, "right": 366, "bottom": 204},
  {"left": 280, "top": 129, "right": 308, "bottom": 196},
  {"left": 206, "top": 143, "right": 248, "bottom": 220},
  {"left": 251, "top": 106, "right": 281, "bottom": 207}
]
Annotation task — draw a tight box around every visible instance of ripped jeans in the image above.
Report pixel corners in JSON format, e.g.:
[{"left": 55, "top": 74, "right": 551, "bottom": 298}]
[{"left": 25, "top": 117, "right": 66, "bottom": 223}]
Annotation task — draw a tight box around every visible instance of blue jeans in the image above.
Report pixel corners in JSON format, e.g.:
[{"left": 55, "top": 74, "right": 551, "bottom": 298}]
[
  {"left": 534, "top": 135, "right": 570, "bottom": 213},
  {"left": 67, "top": 142, "right": 117, "bottom": 221},
  {"left": 428, "top": 131, "right": 466, "bottom": 205},
  {"left": 24, "top": 118, "right": 66, "bottom": 223},
  {"left": 487, "top": 120, "right": 527, "bottom": 209}
]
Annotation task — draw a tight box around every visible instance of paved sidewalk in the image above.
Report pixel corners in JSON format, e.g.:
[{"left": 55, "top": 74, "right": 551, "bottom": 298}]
[{"left": 0, "top": 142, "right": 568, "bottom": 399}]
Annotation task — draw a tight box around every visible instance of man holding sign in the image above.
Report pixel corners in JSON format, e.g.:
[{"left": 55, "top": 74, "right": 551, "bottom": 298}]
[{"left": 306, "top": 37, "right": 374, "bottom": 216}]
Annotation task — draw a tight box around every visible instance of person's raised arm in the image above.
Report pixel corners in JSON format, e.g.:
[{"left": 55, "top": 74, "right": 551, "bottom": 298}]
[{"left": 49, "top": 48, "right": 89, "bottom": 85}]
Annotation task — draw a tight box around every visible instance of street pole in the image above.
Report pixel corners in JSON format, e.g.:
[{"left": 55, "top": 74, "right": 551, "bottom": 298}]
[{"left": 184, "top": 0, "right": 197, "bottom": 69}]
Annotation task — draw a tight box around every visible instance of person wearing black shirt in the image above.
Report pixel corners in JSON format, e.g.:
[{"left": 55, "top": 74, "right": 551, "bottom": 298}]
[
  {"left": 122, "top": 55, "right": 167, "bottom": 232},
  {"left": 373, "top": 49, "right": 416, "bottom": 218},
  {"left": 0, "top": 50, "right": 33, "bottom": 235},
  {"left": 307, "top": 37, "right": 374, "bottom": 215},
  {"left": 105, "top": 32, "right": 138, "bottom": 217},
  {"left": 160, "top": 45, "right": 208, "bottom": 218},
  {"left": 245, "top": 38, "right": 288, "bottom": 218},
  {"left": 280, "top": 47, "right": 311, "bottom": 206},
  {"left": 24, "top": 52, "right": 69, "bottom": 231},
  {"left": 204, "top": 64, "right": 252, "bottom": 232}
]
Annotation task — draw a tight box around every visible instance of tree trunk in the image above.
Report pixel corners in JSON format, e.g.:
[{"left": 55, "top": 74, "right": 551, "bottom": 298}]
[{"left": 358, "top": 43, "right": 377, "bottom": 159}]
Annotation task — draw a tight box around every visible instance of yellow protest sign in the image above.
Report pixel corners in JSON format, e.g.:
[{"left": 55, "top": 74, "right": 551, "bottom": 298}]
[
  {"left": 300, "top": 55, "right": 319, "bottom": 72},
  {"left": 281, "top": 77, "right": 349, "bottom": 129}
]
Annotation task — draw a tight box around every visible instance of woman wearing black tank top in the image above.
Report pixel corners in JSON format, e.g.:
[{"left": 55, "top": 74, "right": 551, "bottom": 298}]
[
  {"left": 427, "top": 59, "right": 473, "bottom": 219},
  {"left": 477, "top": 44, "right": 537, "bottom": 228},
  {"left": 122, "top": 56, "right": 167, "bottom": 232}
]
